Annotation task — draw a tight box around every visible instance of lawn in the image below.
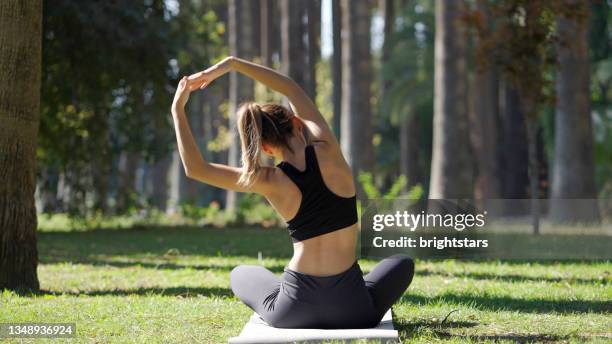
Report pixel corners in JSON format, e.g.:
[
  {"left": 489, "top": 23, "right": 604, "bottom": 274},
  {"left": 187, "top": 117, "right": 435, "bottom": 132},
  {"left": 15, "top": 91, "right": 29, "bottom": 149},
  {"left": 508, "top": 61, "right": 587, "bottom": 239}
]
[{"left": 1, "top": 226, "right": 611, "bottom": 343}]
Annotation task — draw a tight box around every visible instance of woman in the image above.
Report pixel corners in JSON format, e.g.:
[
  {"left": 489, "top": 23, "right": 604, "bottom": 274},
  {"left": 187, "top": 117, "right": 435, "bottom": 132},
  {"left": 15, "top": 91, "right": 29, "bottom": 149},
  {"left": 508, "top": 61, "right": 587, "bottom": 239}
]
[{"left": 172, "top": 56, "right": 414, "bottom": 329}]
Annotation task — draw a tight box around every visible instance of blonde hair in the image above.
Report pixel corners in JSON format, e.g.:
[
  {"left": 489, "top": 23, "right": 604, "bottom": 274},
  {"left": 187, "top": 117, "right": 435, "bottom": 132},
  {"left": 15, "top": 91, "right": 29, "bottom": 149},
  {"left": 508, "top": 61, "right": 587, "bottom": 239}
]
[{"left": 236, "top": 102, "right": 294, "bottom": 186}]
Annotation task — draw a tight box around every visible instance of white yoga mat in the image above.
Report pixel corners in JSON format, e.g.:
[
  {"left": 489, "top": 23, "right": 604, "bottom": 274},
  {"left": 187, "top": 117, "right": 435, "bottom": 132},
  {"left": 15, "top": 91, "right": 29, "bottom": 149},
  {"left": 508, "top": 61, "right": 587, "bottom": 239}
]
[{"left": 228, "top": 309, "right": 399, "bottom": 344}]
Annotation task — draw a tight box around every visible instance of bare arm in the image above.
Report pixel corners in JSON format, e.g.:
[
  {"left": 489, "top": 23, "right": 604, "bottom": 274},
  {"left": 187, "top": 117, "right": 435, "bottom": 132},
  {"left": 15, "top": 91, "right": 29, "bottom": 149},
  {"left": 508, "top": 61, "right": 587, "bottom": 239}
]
[
  {"left": 189, "top": 57, "right": 338, "bottom": 145},
  {"left": 171, "top": 76, "right": 268, "bottom": 194}
]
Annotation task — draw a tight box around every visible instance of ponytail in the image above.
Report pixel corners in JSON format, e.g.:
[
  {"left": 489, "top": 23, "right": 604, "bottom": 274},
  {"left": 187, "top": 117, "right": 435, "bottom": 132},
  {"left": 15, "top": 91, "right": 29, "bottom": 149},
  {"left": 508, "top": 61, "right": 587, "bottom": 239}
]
[
  {"left": 237, "top": 103, "right": 264, "bottom": 186},
  {"left": 236, "top": 102, "right": 295, "bottom": 186}
]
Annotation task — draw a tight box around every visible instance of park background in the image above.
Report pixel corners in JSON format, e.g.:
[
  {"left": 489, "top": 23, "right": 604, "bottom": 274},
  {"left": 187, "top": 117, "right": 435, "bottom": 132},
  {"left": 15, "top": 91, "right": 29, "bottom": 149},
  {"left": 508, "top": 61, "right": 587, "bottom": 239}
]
[
  {"left": 32, "top": 0, "right": 612, "bottom": 222},
  {"left": 1, "top": 0, "right": 611, "bottom": 342}
]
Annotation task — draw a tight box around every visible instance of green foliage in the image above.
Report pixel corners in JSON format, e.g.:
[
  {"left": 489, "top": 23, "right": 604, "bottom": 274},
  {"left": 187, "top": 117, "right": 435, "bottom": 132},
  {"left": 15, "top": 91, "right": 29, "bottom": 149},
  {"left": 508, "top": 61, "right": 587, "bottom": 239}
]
[
  {"left": 39, "top": 193, "right": 283, "bottom": 230},
  {"left": 38, "top": 0, "right": 225, "bottom": 214},
  {"left": 235, "top": 193, "right": 282, "bottom": 227},
  {"left": 469, "top": 0, "right": 590, "bottom": 115},
  {"left": 376, "top": 0, "right": 435, "bottom": 184},
  {"left": 358, "top": 172, "right": 423, "bottom": 200},
  {"left": 177, "top": 193, "right": 282, "bottom": 227}
]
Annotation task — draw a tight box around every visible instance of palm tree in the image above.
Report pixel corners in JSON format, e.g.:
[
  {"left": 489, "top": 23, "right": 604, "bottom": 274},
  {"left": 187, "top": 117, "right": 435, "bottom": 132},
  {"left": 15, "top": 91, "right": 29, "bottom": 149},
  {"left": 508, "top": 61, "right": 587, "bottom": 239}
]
[
  {"left": 331, "top": 0, "right": 342, "bottom": 138},
  {"left": 306, "top": 0, "right": 321, "bottom": 100},
  {"left": 281, "top": 0, "right": 307, "bottom": 89},
  {"left": 0, "top": 0, "right": 43, "bottom": 290},
  {"left": 471, "top": 0, "right": 501, "bottom": 200},
  {"left": 429, "top": 0, "right": 473, "bottom": 199},
  {"left": 550, "top": 1, "right": 599, "bottom": 222},
  {"left": 340, "top": 0, "right": 374, "bottom": 181},
  {"left": 226, "top": 0, "right": 255, "bottom": 211}
]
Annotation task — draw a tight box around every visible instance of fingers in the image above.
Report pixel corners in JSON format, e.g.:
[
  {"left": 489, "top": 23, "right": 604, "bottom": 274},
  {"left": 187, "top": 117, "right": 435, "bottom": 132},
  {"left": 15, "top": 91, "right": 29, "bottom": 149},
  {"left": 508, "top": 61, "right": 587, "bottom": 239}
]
[
  {"left": 180, "top": 74, "right": 210, "bottom": 91},
  {"left": 187, "top": 72, "right": 202, "bottom": 81}
]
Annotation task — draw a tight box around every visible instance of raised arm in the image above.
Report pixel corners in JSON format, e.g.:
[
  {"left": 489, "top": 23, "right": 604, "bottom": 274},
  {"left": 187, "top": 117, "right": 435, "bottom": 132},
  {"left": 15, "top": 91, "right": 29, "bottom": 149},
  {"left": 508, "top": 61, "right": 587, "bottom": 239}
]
[
  {"left": 189, "top": 57, "right": 337, "bottom": 145},
  {"left": 170, "top": 77, "right": 269, "bottom": 194}
]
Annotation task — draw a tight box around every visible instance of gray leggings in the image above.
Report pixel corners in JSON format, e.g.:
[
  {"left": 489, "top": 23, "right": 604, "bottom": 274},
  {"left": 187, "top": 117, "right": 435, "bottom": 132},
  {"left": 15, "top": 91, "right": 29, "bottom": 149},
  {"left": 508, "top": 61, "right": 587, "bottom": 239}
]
[{"left": 230, "top": 254, "right": 414, "bottom": 329}]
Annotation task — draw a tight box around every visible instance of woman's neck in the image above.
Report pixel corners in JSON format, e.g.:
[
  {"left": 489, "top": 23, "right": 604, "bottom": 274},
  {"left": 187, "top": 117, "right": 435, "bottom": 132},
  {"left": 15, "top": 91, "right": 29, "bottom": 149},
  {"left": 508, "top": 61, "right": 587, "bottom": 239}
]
[{"left": 281, "top": 136, "right": 308, "bottom": 167}]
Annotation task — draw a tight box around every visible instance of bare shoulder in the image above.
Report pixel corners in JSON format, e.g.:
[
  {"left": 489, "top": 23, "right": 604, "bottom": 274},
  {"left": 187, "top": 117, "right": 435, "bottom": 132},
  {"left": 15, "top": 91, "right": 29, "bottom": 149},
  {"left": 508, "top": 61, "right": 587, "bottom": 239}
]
[
  {"left": 311, "top": 141, "right": 356, "bottom": 197},
  {"left": 311, "top": 140, "right": 352, "bottom": 175},
  {"left": 253, "top": 166, "right": 279, "bottom": 195},
  {"left": 312, "top": 140, "right": 345, "bottom": 163}
]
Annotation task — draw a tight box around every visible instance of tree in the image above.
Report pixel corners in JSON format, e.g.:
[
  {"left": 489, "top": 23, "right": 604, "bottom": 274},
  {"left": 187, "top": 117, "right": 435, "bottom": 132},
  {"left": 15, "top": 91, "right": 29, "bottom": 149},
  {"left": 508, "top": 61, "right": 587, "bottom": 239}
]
[
  {"left": 260, "top": 0, "right": 273, "bottom": 67},
  {"left": 380, "top": 0, "right": 396, "bottom": 97},
  {"left": 281, "top": 0, "right": 307, "bottom": 90},
  {"left": 331, "top": 0, "right": 342, "bottom": 138},
  {"left": 340, "top": 0, "right": 375, "bottom": 182},
  {"left": 0, "top": 0, "right": 42, "bottom": 290},
  {"left": 382, "top": 0, "right": 435, "bottom": 192},
  {"left": 472, "top": 0, "right": 570, "bottom": 233},
  {"left": 550, "top": 0, "right": 599, "bottom": 222},
  {"left": 306, "top": 0, "right": 321, "bottom": 100},
  {"left": 226, "top": 0, "right": 255, "bottom": 211},
  {"left": 380, "top": 0, "right": 419, "bottom": 190},
  {"left": 498, "top": 79, "right": 529, "bottom": 201},
  {"left": 40, "top": 0, "right": 175, "bottom": 215},
  {"left": 429, "top": 0, "right": 473, "bottom": 199},
  {"left": 470, "top": 0, "right": 501, "bottom": 200}
]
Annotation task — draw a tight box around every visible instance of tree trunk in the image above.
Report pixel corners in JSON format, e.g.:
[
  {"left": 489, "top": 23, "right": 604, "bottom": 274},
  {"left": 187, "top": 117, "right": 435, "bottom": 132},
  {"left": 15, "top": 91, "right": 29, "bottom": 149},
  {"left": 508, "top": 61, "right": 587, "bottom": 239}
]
[
  {"left": 149, "top": 154, "right": 170, "bottom": 211},
  {"left": 525, "top": 114, "right": 540, "bottom": 234},
  {"left": 90, "top": 107, "right": 111, "bottom": 214},
  {"left": 498, "top": 79, "right": 529, "bottom": 201},
  {"left": 470, "top": 0, "right": 500, "bottom": 200},
  {"left": 227, "top": 0, "right": 255, "bottom": 212},
  {"left": 429, "top": 0, "right": 473, "bottom": 199},
  {"left": 281, "top": 0, "right": 307, "bottom": 91},
  {"left": 550, "top": 2, "right": 599, "bottom": 223},
  {"left": 340, "top": 0, "right": 374, "bottom": 183},
  {"left": 399, "top": 111, "right": 422, "bottom": 189},
  {"left": 117, "top": 151, "right": 141, "bottom": 213},
  {"left": 306, "top": 0, "right": 321, "bottom": 100},
  {"left": 250, "top": 0, "right": 261, "bottom": 60},
  {"left": 380, "top": 0, "right": 395, "bottom": 96},
  {"left": 260, "top": 0, "right": 272, "bottom": 66},
  {"left": 0, "top": 0, "right": 42, "bottom": 290},
  {"left": 331, "top": 0, "right": 342, "bottom": 138}
]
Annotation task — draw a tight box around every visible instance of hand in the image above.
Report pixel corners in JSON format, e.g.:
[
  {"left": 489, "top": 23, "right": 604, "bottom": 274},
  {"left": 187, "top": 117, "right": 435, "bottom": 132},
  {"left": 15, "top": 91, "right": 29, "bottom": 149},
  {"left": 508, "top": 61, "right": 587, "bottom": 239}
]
[
  {"left": 172, "top": 76, "right": 192, "bottom": 110},
  {"left": 187, "top": 56, "right": 234, "bottom": 90}
]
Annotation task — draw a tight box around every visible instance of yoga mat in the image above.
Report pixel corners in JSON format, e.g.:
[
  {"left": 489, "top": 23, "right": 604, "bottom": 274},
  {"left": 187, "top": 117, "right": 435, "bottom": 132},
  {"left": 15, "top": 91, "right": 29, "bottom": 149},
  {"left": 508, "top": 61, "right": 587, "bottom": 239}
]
[{"left": 228, "top": 309, "right": 399, "bottom": 344}]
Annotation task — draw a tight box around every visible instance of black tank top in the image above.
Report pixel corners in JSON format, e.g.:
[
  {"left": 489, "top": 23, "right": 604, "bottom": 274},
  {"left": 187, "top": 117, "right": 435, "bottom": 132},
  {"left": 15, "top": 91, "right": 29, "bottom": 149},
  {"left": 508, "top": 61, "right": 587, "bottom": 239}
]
[{"left": 277, "top": 145, "right": 358, "bottom": 242}]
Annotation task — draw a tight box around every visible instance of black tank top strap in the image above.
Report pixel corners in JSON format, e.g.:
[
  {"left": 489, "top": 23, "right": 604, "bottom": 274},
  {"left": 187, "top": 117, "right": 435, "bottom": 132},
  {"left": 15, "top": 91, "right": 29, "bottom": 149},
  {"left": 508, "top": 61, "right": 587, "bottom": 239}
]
[{"left": 276, "top": 145, "right": 319, "bottom": 189}]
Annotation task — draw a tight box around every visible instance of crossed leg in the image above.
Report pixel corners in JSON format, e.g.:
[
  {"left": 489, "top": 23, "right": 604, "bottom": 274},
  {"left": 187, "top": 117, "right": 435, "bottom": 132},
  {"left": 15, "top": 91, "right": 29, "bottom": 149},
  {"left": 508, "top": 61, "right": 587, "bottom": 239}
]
[
  {"left": 230, "top": 265, "right": 281, "bottom": 319},
  {"left": 363, "top": 254, "right": 415, "bottom": 318}
]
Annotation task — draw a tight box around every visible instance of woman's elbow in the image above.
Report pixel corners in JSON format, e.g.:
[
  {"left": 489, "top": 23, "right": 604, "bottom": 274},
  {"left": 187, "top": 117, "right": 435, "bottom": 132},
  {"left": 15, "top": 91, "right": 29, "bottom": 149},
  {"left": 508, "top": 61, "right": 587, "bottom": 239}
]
[{"left": 183, "top": 165, "right": 203, "bottom": 180}]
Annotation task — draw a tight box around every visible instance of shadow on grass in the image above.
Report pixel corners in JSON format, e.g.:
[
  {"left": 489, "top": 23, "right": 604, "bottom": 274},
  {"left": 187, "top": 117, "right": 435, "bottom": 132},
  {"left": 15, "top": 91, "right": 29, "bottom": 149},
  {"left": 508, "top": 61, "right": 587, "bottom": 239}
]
[
  {"left": 416, "top": 269, "right": 609, "bottom": 285},
  {"left": 19, "top": 286, "right": 234, "bottom": 298},
  {"left": 38, "top": 226, "right": 293, "bottom": 264},
  {"left": 52, "top": 259, "right": 288, "bottom": 274},
  {"left": 395, "top": 315, "right": 611, "bottom": 342},
  {"left": 401, "top": 293, "right": 612, "bottom": 314}
]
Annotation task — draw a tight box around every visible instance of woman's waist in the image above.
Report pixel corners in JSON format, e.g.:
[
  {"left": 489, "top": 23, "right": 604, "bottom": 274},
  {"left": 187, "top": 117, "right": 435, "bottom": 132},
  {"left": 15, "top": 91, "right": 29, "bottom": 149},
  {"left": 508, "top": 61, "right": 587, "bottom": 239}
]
[
  {"left": 283, "top": 259, "right": 362, "bottom": 288},
  {"left": 287, "top": 250, "right": 357, "bottom": 276}
]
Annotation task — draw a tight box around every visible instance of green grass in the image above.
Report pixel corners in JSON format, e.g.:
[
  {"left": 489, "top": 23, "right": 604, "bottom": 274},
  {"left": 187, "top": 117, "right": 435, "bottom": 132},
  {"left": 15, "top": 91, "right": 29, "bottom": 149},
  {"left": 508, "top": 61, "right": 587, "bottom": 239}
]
[{"left": 1, "top": 226, "right": 611, "bottom": 343}]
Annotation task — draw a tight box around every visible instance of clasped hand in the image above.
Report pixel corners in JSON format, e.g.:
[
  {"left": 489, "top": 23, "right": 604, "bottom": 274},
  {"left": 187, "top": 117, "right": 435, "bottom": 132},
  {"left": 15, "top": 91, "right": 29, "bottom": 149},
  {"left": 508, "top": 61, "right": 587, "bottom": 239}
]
[{"left": 172, "top": 56, "right": 234, "bottom": 110}]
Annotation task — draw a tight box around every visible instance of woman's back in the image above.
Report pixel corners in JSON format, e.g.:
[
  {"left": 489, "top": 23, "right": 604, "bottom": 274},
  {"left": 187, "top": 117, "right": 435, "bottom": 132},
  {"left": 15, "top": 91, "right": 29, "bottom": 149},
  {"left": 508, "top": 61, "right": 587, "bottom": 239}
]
[{"left": 265, "top": 142, "right": 358, "bottom": 276}]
